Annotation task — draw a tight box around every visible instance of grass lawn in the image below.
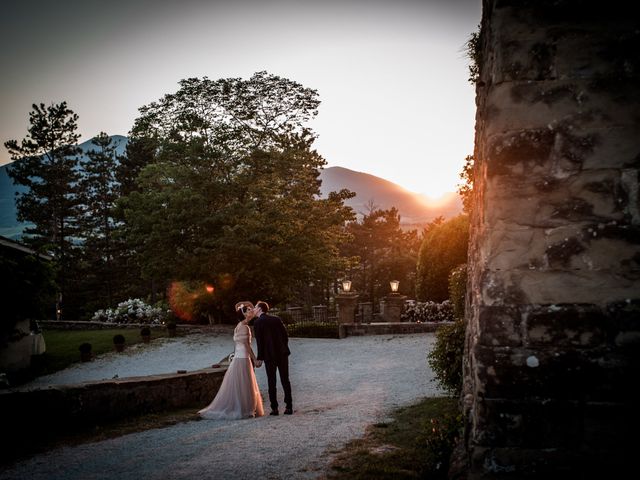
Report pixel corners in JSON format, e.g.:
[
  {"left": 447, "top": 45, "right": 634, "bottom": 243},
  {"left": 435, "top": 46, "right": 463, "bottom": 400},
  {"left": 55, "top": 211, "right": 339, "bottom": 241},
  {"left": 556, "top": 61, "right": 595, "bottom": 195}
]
[
  {"left": 327, "top": 396, "right": 462, "bottom": 479},
  {"left": 13, "top": 327, "right": 170, "bottom": 385}
]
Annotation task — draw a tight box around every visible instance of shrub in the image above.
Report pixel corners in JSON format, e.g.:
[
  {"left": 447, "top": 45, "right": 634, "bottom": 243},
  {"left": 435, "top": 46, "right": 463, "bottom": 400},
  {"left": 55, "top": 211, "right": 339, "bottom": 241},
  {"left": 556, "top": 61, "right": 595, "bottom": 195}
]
[
  {"left": 426, "top": 263, "right": 468, "bottom": 395},
  {"left": 140, "top": 326, "right": 151, "bottom": 337},
  {"left": 427, "top": 319, "right": 465, "bottom": 396},
  {"left": 448, "top": 264, "right": 467, "bottom": 320},
  {"left": 401, "top": 300, "right": 454, "bottom": 323},
  {"left": 112, "top": 334, "right": 125, "bottom": 345},
  {"left": 78, "top": 342, "right": 92, "bottom": 354},
  {"left": 92, "top": 299, "right": 164, "bottom": 325}
]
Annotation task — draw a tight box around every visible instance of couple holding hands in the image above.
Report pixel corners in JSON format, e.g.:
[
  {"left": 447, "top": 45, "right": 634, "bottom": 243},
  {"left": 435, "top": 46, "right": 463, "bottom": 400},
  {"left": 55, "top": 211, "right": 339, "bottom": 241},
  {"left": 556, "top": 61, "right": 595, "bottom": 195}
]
[{"left": 199, "top": 301, "right": 293, "bottom": 419}]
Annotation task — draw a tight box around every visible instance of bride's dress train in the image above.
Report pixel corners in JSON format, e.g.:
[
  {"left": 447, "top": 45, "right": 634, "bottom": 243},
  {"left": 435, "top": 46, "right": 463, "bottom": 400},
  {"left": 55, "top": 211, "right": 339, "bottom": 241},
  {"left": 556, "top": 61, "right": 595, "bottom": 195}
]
[{"left": 199, "top": 323, "right": 264, "bottom": 420}]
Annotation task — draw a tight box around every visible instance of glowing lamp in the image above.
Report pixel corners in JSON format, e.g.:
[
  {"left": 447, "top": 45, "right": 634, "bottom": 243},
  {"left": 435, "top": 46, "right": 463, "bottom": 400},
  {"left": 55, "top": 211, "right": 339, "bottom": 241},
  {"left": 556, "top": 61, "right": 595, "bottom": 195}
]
[
  {"left": 390, "top": 280, "right": 400, "bottom": 293},
  {"left": 205, "top": 285, "right": 214, "bottom": 293},
  {"left": 341, "top": 280, "right": 352, "bottom": 293}
]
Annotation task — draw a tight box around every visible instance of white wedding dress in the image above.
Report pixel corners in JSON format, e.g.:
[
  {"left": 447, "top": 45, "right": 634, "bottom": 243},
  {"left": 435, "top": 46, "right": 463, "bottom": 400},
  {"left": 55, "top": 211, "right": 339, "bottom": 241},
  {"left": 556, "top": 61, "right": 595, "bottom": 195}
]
[{"left": 198, "top": 323, "right": 264, "bottom": 419}]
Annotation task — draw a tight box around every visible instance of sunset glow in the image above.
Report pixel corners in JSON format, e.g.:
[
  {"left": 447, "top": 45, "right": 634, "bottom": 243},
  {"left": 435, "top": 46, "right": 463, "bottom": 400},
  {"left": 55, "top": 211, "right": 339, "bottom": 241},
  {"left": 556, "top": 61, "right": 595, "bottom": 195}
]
[{"left": 0, "top": 0, "right": 480, "bottom": 197}]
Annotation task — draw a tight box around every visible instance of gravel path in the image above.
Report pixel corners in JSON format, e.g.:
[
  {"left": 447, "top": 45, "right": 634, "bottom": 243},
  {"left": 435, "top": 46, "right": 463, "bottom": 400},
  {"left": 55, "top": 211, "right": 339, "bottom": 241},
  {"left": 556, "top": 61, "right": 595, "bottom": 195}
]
[{"left": 2, "top": 332, "right": 443, "bottom": 480}]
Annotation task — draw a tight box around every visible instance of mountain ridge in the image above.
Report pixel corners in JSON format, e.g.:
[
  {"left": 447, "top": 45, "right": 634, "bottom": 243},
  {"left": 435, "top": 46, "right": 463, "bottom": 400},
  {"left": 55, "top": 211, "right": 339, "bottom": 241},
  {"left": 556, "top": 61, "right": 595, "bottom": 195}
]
[{"left": 0, "top": 136, "right": 461, "bottom": 239}]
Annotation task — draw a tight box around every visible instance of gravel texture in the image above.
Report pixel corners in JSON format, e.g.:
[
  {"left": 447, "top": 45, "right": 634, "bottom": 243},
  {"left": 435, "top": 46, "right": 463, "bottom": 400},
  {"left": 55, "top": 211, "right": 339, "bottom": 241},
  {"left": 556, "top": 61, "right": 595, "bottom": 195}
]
[{"left": 2, "top": 331, "right": 442, "bottom": 480}]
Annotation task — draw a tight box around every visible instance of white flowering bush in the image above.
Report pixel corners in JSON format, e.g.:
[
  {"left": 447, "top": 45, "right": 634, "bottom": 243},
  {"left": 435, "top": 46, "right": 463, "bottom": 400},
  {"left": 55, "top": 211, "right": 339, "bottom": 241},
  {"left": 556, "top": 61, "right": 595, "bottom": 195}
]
[
  {"left": 401, "top": 300, "right": 454, "bottom": 323},
  {"left": 92, "top": 299, "right": 164, "bottom": 325}
]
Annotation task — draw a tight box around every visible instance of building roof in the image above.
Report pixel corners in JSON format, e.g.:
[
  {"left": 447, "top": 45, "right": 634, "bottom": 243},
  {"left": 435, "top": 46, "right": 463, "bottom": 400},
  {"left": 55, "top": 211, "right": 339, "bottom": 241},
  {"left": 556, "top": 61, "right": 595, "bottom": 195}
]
[{"left": 0, "top": 236, "right": 53, "bottom": 261}]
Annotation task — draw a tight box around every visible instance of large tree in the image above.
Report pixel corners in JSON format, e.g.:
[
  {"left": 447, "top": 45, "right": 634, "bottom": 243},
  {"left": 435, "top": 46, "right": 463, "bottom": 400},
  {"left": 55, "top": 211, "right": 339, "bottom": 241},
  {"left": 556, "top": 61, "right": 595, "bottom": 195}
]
[
  {"left": 120, "top": 72, "right": 354, "bottom": 318},
  {"left": 4, "top": 102, "right": 83, "bottom": 318}
]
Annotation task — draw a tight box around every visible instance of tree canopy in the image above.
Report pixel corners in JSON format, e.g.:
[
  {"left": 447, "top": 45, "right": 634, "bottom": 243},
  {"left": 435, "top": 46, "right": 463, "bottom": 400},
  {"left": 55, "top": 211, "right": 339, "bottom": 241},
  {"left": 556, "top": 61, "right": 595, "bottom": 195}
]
[{"left": 120, "top": 72, "right": 354, "bottom": 316}]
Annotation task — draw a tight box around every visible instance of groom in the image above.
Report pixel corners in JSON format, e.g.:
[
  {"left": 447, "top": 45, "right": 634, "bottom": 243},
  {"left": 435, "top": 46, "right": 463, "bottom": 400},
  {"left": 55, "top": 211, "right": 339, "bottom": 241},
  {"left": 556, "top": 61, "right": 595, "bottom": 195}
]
[{"left": 253, "top": 301, "right": 293, "bottom": 415}]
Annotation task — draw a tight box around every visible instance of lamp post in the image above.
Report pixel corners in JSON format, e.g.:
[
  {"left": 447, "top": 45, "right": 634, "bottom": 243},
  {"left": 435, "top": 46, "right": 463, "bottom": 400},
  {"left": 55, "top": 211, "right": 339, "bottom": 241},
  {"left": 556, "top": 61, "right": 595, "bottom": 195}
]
[
  {"left": 383, "top": 280, "right": 406, "bottom": 322},
  {"left": 336, "top": 279, "right": 358, "bottom": 338}
]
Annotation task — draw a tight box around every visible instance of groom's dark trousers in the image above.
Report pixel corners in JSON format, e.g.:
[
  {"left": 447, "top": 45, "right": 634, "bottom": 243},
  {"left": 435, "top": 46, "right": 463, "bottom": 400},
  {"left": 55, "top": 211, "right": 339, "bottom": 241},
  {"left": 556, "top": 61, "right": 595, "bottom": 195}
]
[{"left": 265, "top": 355, "right": 292, "bottom": 411}]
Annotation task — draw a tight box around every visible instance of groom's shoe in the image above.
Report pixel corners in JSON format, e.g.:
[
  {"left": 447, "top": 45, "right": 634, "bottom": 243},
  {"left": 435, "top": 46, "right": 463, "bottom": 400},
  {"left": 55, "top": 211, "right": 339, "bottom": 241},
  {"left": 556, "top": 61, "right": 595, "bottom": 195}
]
[
  {"left": 284, "top": 408, "right": 293, "bottom": 415},
  {"left": 270, "top": 410, "right": 279, "bottom": 416}
]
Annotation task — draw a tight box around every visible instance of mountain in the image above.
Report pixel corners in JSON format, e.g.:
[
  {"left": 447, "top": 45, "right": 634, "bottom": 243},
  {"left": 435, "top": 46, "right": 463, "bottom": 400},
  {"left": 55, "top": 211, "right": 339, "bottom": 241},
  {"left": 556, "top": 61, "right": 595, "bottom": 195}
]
[
  {"left": 0, "top": 135, "right": 128, "bottom": 239},
  {"left": 0, "top": 135, "right": 461, "bottom": 239},
  {"left": 319, "top": 166, "right": 461, "bottom": 228}
]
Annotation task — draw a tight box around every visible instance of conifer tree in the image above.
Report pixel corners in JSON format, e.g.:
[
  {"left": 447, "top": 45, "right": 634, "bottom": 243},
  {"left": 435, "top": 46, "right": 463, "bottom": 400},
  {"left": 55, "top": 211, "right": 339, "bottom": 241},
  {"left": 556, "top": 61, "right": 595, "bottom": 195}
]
[
  {"left": 79, "top": 132, "right": 121, "bottom": 308},
  {"left": 4, "top": 102, "right": 82, "bottom": 318}
]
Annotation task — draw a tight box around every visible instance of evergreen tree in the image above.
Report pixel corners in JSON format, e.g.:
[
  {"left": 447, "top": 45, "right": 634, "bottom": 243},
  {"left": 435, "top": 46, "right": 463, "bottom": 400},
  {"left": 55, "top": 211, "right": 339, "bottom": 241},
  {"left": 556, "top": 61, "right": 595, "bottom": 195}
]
[
  {"left": 78, "top": 132, "right": 121, "bottom": 309},
  {"left": 4, "top": 102, "right": 82, "bottom": 318}
]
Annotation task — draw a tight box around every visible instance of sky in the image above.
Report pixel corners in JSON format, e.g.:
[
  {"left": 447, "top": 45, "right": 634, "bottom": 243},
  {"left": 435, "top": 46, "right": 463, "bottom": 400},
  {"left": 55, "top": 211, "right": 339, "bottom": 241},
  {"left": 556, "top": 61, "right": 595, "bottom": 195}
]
[{"left": 0, "top": 0, "right": 481, "bottom": 199}]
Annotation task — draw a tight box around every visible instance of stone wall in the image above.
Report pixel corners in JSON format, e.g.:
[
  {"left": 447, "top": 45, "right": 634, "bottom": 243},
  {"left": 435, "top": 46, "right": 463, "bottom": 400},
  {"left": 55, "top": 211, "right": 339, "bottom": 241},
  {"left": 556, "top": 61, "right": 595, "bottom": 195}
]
[
  {"left": 339, "top": 321, "right": 446, "bottom": 338},
  {"left": 0, "top": 368, "right": 225, "bottom": 436},
  {"left": 463, "top": 0, "right": 640, "bottom": 477}
]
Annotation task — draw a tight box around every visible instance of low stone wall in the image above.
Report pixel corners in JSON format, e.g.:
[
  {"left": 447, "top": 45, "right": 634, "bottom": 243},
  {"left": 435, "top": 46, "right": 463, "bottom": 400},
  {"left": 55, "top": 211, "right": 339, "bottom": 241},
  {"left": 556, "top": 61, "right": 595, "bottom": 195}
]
[
  {"left": 339, "top": 321, "right": 448, "bottom": 338},
  {"left": 0, "top": 367, "right": 226, "bottom": 434}
]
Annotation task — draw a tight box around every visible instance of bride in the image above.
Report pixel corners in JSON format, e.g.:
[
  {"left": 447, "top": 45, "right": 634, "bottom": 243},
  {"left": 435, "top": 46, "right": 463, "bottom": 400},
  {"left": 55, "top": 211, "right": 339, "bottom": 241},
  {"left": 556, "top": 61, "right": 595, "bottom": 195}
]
[{"left": 198, "top": 301, "right": 265, "bottom": 419}]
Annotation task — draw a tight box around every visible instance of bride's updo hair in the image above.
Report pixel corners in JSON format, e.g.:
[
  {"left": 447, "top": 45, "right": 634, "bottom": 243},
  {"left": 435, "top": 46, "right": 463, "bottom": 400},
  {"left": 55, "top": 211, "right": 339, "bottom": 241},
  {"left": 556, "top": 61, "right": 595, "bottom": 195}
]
[{"left": 236, "top": 307, "right": 247, "bottom": 321}]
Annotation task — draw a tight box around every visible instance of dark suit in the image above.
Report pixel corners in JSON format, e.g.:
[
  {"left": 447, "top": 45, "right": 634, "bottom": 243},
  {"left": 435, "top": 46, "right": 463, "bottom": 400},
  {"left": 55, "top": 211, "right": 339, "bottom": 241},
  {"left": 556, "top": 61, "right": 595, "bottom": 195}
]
[{"left": 254, "top": 313, "right": 292, "bottom": 411}]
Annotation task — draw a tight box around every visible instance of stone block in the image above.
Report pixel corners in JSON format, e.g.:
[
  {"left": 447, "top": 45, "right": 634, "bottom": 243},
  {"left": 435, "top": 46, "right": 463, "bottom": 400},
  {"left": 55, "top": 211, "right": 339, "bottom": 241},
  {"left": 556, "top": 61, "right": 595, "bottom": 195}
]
[
  {"left": 478, "top": 269, "right": 640, "bottom": 305},
  {"left": 523, "top": 304, "right": 607, "bottom": 347},
  {"left": 469, "top": 445, "right": 580, "bottom": 478},
  {"left": 477, "top": 306, "right": 522, "bottom": 346},
  {"left": 472, "top": 343, "right": 638, "bottom": 402},
  {"left": 472, "top": 398, "right": 584, "bottom": 448}
]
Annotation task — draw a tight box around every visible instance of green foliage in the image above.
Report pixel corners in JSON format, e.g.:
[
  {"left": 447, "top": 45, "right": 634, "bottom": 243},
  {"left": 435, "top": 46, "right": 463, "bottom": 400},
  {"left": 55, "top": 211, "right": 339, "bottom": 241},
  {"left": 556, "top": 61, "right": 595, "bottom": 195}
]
[
  {"left": 428, "top": 263, "right": 468, "bottom": 396},
  {"left": 416, "top": 214, "right": 469, "bottom": 302},
  {"left": 120, "top": 72, "right": 355, "bottom": 308},
  {"left": 457, "top": 154, "right": 474, "bottom": 214},
  {"left": 427, "top": 319, "right": 466, "bottom": 396},
  {"left": 341, "top": 206, "right": 420, "bottom": 302},
  {"left": 466, "top": 26, "right": 482, "bottom": 84},
  {"left": 448, "top": 264, "right": 467, "bottom": 320}
]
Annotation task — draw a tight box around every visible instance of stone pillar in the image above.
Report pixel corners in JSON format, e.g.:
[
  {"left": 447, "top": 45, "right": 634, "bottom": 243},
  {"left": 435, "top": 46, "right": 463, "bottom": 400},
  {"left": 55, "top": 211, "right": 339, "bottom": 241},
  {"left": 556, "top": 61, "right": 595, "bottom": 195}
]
[
  {"left": 336, "top": 294, "right": 358, "bottom": 338},
  {"left": 381, "top": 294, "right": 406, "bottom": 322},
  {"left": 463, "top": 2, "right": 640, "bottom": 478}
]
